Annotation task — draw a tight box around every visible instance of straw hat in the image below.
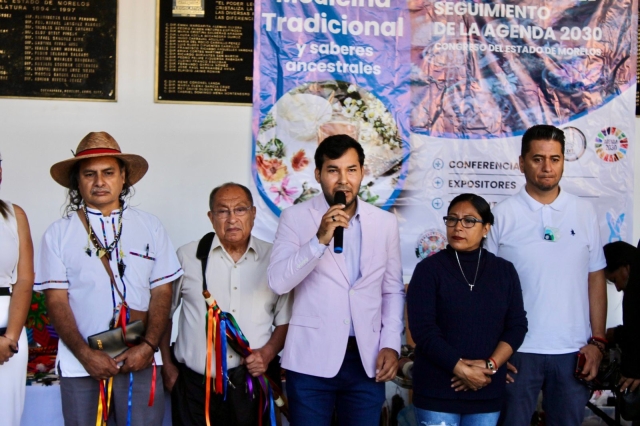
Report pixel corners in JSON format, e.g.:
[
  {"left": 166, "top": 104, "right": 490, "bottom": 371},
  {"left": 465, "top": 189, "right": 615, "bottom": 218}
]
[{"left": 50, "top": 132, "right": 148, "bottom": 188}]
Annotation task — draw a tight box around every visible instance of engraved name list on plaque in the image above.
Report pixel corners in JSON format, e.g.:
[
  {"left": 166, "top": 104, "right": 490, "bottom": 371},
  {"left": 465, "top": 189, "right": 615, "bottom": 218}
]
[
  {"left": 156, "top": 0, "right": 253, "bottom": 105},
  {"left": 0, "top": 0, "right": 117, "bottom": 101}
]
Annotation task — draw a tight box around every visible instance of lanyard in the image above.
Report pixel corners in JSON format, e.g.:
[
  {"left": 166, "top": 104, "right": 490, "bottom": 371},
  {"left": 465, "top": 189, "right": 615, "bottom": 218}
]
[{"left": 89, "top": 212, "right": 148, "bottom": 426}]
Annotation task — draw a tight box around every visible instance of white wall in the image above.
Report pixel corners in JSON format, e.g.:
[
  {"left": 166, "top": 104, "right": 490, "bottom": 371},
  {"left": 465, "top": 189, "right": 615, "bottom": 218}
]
[
  {"left": 1, "top": 1, "right": 254, "bottom": 252},
  {"left": 1, "top": 1, "right": 639, "bottom": 270}
]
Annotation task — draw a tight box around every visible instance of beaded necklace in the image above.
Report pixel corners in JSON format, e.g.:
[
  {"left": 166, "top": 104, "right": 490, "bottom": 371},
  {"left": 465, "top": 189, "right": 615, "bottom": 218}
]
[{"left": 83, "top": 205, "right": 123, "bottom": 260}]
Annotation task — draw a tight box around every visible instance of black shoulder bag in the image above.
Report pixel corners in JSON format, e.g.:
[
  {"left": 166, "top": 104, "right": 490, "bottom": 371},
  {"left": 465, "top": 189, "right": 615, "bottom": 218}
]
[
  {"left": 195, "top": 232, "right": 285, "bottom": 411},
  {"left": 196, "top": 232, "right": 216, "bottom": 309}
]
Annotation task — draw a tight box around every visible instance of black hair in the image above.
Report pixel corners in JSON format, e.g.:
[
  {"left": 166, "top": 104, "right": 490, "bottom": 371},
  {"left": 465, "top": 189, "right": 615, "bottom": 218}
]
[
  {"left": 447, "top": 193, "right": 494, "bottom": 225},
  {"left": 209, "top": 182, "right": 253, "bottom": 211},
  {"left": 64, "top": 157, "right": 133, "bottom": 217},
  {"left": 314, "top": 134, "right": 365, "bottom": 170},
  {"left": 0, "top": 200, "right": 11, "bottom": 219},
  {"left": 0, "top": 154, "right": 11, "bottom": 219},
  {"left": 521, "top": 125, "right": 565, "bottom": 157},
  {"left": 603, "top": 241, "right": 637, "bottom": 273}
]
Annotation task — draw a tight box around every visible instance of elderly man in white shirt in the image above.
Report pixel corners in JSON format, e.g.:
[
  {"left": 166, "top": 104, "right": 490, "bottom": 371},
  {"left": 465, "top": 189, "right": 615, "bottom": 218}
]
[
  {"left": 35, "top": 132, "right": 183, "bottom": 426},
  {"left": 161, "top": 182, "right": 292, "bottom": 426}
]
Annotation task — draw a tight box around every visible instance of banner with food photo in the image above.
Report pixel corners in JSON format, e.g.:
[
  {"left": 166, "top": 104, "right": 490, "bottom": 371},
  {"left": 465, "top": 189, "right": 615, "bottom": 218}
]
[
  {"left": 251, "top": 0, "right": 411, "bottom": 238},
  {"left": 252, "top": 0, "right": 636, "bottom": 278}
]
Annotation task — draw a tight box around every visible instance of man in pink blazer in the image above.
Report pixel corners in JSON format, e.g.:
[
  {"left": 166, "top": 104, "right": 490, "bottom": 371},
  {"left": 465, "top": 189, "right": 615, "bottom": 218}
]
[{"left": 268, "top": 135, "right": 405, "bottom": 426}]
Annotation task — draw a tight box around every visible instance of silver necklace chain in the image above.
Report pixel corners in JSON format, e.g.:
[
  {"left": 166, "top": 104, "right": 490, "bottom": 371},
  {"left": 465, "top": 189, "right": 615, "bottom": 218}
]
[{"left": 455, "top": 249, "right": 482, "bottom": 291}]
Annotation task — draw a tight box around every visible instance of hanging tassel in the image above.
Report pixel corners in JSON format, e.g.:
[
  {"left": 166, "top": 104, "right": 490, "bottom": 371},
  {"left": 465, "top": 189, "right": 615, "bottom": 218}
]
[
  {"left": 202, "top": 290, "right": 282, "bottom": 426},
  {"left": 148, "top": 358, "right": 157, "bottom": 406},
  {"left": 204, "top": 297, "right": 215, "bottom": 426},
  {"left": 220, "top": 318, "right": 228, "bottom": 398},
  {"left": 95, "top": 377, "right": 113, "bottom": 426},
  {"left": 126, "top": 372, "right": 133, "bottom": 426},
  {"left": 258, "top": 388, "right": 264, "bottom": 426},
  {"left": 106, "top": 378, "right": 113, "bottom": 419},
  {"left": 114, "top": 304, "right": 136, "bottom": 426},
  {"left": 267, "top": 379, "right": 276, "bottom": 425},
  {"left": 213, "top": 310, "right": 223, "bottom": 394},
  {"left": 268, "top": 379, "right": 276, "bottom": 426},
  {"left": 96, "top": 380, "right": 107, "bottom": 425}
]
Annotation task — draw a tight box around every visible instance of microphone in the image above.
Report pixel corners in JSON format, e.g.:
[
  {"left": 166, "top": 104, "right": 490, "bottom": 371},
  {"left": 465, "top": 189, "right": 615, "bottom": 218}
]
[{"left": 333, "top": 191, "right": 346, "bottom": 254}]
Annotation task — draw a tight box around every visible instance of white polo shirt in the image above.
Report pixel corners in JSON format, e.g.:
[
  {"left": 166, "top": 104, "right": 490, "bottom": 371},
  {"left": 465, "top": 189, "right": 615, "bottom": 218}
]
[
  {"left": 35, "top": 205, "right": 183, "bottom": 377},
  {"left": 172, "top": 234, "right": 292, "bottom": 375},
  {"left": 486, "top": 187, "right": 606, "bottom": 354}
]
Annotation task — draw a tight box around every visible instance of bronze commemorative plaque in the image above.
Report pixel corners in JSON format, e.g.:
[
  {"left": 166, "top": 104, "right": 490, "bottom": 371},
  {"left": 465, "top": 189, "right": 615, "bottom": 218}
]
[
  {"left": 0, "top": 0, "right": 117, "bottom": 101},
  {"left": 156, "top": 0, "right": 253, "bottom": 105}
]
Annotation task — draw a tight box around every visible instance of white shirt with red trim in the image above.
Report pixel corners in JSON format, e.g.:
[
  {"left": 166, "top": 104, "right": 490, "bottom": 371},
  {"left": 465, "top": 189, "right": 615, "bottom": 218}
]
[{"left": 35, "top": 205, "right": 183, "bottom": 377}]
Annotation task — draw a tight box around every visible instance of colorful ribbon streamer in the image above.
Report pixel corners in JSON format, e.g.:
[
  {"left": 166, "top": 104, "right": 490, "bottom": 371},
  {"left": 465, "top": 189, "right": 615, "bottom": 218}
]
[
  {"left": 95, "top": 304, "right": 157, "bottom": 426},
  {"left": 203, "top": 290, "right": 282, "bottom": 426},
  {"left": 95, "top": 377, "right": 113, "bottom": 426}
]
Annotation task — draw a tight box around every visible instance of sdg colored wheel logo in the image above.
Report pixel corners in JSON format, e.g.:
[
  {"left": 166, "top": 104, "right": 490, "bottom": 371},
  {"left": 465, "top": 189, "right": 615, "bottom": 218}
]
[{"left": 595, "top": 127, "right": 628, "bottom": 163}]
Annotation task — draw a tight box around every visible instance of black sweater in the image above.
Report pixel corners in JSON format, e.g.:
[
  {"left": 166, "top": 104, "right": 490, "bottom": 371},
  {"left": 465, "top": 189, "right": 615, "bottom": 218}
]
[{"left": 407, "top": 246, "right": 528, "bottom": 414}]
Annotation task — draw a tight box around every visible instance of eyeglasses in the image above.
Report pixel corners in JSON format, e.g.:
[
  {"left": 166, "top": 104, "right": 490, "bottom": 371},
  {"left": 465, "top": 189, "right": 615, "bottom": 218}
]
[
  {"left": 443, "top": 216, "right": 484, "bottom": 228},
  {"left": 213, "top": 206, "right": 251, "bottom": 219}
]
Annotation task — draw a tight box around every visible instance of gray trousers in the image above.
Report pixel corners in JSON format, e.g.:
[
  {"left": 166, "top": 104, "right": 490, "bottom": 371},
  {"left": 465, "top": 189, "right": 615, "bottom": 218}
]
[{"left": 60, "top": 366, "right": 164, "bottom": 426}]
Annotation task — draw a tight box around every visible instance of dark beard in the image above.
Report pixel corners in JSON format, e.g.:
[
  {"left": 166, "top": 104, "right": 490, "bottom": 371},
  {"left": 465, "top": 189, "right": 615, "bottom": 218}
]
[{"left": 531, "top": 181, "right": 559, "bottom": 192}]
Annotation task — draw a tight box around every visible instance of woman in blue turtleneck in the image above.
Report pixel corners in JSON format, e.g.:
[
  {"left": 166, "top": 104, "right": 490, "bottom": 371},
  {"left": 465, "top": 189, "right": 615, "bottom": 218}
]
[{"left": 407, "top": 193, "right": 528, "bottom": 426}]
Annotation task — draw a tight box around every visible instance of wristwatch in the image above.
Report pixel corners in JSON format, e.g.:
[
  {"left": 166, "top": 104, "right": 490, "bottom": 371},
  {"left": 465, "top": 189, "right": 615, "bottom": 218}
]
[{"left": 486, "top": 358, "right": 496, "bottom": 370}]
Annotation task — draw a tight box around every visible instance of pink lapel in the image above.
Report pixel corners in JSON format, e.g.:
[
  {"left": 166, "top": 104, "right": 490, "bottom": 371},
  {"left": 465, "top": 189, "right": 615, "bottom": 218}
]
[{"left": 310, "top": 195, "right": 350, "bottom": 285}]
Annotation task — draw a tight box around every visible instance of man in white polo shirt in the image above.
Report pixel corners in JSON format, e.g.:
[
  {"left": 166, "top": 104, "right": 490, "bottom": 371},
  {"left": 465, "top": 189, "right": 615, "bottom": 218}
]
[
  {"left": 35, "top": 132, "right": 183, "bottom": 425},
  {"left": 160, "top": 182, "right": 291, "bottom": 426},
  {"left": 486, "top": 124, "right": 607, "bottom": 426}
]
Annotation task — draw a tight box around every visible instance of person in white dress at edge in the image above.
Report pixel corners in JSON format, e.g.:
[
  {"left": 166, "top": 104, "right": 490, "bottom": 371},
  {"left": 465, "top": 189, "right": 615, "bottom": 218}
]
[{"left": 0, "top": 151, "right": 35, "bottom": 426}]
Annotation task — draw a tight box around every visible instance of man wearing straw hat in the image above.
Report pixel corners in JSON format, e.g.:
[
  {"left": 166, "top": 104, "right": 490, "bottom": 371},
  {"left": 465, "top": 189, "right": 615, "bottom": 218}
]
[{"left": 34, "top": 131, "right": 183, "bottom": 425}]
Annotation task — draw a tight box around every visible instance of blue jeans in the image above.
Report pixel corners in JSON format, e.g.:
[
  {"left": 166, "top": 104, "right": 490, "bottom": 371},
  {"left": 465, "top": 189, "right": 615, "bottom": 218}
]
[
  {"left": 414, "top": 408, "right": 500, "bottom": 426},
  {"left": 286, "top": 348, "right": 385, "bottom": 426},
  {"left": 498, "top": 351, "right": 590, "bottom": 426}
]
